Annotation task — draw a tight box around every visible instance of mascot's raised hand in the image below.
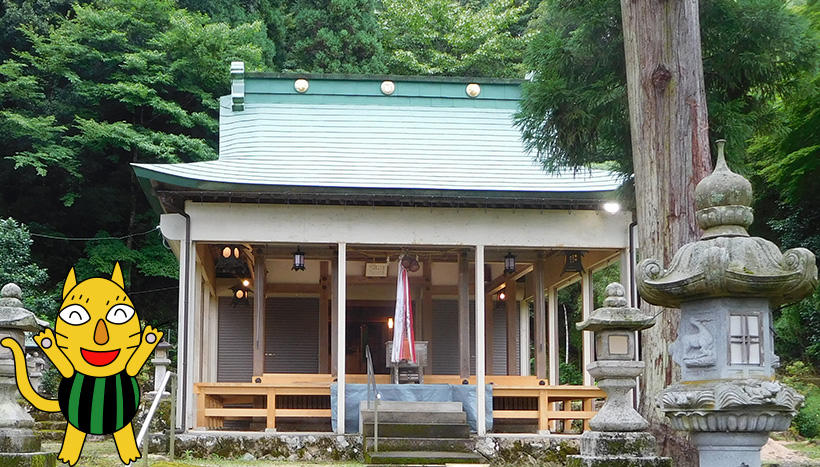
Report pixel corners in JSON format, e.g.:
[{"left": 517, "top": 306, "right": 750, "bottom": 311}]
[{"left": 1, "top": 262, "right": 163, "bottom": 465}]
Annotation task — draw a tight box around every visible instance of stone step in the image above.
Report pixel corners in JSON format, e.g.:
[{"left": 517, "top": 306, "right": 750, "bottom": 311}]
[
  {"left": 361, "top": 410, "right": 467, "bottom": 425},
  {"left": 37, "top": 429, "right": 66, "bottom": 441},
  {"left": 365, "top": 437, "right": 474, "bottom": 452},
  {"left": 36, "top": 420, "right": 67, "bottom": 431},
  {"left": 30, "top": 411, "right": 63, "bottom": 422},
  {"left": 360, "top": 400, "right": 463, "bottom": 413},
  {"left": 362, "top": 422, "right": 470, "bottom": 438},
  {"left": 366, "top": 450, "right": 484, "bottom": 465}
]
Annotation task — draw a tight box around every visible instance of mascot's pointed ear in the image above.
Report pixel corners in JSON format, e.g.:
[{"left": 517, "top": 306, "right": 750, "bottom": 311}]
[
  {"left": 62, "top": 268, "right": 77, "bottom": 299},
  {"left": 111, "top": 262, "right": 125, "bottom": 288}
]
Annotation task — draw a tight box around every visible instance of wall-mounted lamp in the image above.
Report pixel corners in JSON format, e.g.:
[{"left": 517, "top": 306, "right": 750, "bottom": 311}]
[
  {"left": 504, "top": 251, "right": 516, "bottom": 274},
  {"left": 498, "top": 290, "right": 507, "bottom": 301},
  {"left": 388, "top": 317, "right": 394, "bottom": 329},
  {"left": 242, "top": 279, "right": 250, "bottom": 287},
  {"left": 603, "top": 202, "right": 621, "bottom": 214},
  {"left": 292, "top": 246, "right": 306, "bottom": 271},
  {"left": 562, "top": 250, "right": 586, "bottom": 274}
]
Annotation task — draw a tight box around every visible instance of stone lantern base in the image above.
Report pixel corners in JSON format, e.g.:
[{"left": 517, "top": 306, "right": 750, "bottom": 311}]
[{"left": 567, "top": 432, "right": 671, "bottom": 467}]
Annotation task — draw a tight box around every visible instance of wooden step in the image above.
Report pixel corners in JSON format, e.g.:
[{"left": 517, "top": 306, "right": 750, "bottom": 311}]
[
  {"left": 362, "top": 422, "right": 470, "bottom": 438},
  {"left": 366, "top": 450, "right": 484, "bottom": 465}
]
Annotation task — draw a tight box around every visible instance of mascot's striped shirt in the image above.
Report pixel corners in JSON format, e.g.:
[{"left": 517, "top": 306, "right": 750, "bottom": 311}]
[{"left": 58, "top": 370, "right": 140, "bottom": 435}]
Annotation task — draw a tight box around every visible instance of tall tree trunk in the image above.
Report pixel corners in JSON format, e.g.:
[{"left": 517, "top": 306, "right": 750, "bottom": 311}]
[{"left": 619, "top": 0, "right": 712, "bottom": 463}]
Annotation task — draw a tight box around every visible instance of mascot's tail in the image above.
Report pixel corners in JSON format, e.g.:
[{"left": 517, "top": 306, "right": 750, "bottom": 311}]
[{"left": 0, "top": 337, "right": 60, "bottom": 412}]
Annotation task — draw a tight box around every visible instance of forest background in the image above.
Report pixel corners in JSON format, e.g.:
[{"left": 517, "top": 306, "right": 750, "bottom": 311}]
[{"left": 0, "top": 0, "right": 818, "bottom": 437}]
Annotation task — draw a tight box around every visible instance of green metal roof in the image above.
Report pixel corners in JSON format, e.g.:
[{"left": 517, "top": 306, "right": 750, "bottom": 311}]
[{"left": 133, "top": 74, "right": 624, "bottom": 209}]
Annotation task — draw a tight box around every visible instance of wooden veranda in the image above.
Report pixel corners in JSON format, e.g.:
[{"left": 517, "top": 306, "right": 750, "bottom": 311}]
[{"left": 194, "top": 374, "right": 605, "bottom": 433}]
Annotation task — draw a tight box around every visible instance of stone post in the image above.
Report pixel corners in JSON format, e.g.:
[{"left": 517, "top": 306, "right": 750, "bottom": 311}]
[
  {"left": 637, "top": 141, "right": 817, "bottom": 467},
  {"left": 567, "top": 283, "right": 671, "bottom": 466},
  {"left": 151, "top": 339, "right": 172, "bottom": 395},
  {"left": 0, "top": 283, "right": 57, "bottom": 466}
]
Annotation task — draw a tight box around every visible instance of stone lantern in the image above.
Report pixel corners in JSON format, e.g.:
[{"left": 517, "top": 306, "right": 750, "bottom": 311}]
[
  {"left": 568, "top": 283, "right": 670, "bottom": 466},
  {"left": 637, "top": 141, "right": 817, "bottom": 467},
  {"left": 0, "top": 283, "right": 56, "bottom": 466},
  {"left": 149, "top": 339, "right": 172, "bottom": 397}
]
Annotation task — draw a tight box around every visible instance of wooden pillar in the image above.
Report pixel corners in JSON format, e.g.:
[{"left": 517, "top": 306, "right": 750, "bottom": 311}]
[
  {"left": 548, "top": 287, "right": 559, "bottom": 385},
  {"left": 506, "top": 279, "right": 518, "bottom": 375},
  {"left": 519, "top": 298, "right": 530, "bottom": 376},
  {"left": 252, "top": 248, "right": 266, "bottom": 377},
  {"left": 331, "top": 257, "right": 338, "bottom": 377},
  {"left": 458, "top": 250, "right": 470, "bottom": 379},
  {"left": 422, "top": 257, "right": 433, "bottom": 374},
  {"left": 475, "top": 244, "right": 486, "bottom": 436},
  {"left": 534, "top": 256, "right": 547, "bottom": 380},
  {"left": 336, "top": 243, "right": 347, "bottom": 434},
  {"left": 484, "top": 293, "right": 494, "bottom": 375},
  {"left": 319, "top": 261, "right": 330, "bottom": 373},
  {"left": 581, "top": 270, "right": 594, "bottom": 386}
]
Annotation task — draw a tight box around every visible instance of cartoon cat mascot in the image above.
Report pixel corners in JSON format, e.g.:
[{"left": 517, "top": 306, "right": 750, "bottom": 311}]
[{"left": 1, "top": 263, "right": 163, "bottom": 465}]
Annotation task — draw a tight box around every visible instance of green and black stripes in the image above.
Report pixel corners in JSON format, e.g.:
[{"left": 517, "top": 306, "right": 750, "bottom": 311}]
[{"left": 58, "top": 370, "right": 140, "bottom": 435}]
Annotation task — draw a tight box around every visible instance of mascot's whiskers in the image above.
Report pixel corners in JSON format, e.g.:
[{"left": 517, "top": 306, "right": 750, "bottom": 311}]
[{"left": 1, "top": 263, "right": 162, "bottom": 465}]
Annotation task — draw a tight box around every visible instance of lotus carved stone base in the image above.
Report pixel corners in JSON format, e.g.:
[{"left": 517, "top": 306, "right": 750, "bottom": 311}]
[{"left": 660, "top": 379, "right": 803, "bottom": 432}]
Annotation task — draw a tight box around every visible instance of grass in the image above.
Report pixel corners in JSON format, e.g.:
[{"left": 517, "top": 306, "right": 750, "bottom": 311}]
[
  {"left": 41, "top": 440, "right": 364, "bottom": 466},
  {"left": 784, "top": 440, "right": 820, "bottom": 460}
]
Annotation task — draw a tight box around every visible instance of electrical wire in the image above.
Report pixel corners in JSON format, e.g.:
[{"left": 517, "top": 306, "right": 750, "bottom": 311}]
[
  {"left": 30, "top": 226, "right": 160, "bottom": 241},
  {"left": 128, "top": 285, "right": 179, "bottom": 295}
]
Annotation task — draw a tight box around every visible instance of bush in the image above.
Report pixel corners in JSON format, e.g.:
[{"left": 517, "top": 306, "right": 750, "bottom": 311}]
[
  {"left": 794, "top": 389, "right": 820, "bottom": 438},
  {"left": 559, "top": 361, "right": 584, "bottom": 385},
  {"left": 783, "top": 361, "right": 820, "bottom": 438}
]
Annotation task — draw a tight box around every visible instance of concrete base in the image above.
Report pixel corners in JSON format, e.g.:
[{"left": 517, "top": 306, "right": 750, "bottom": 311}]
[
  {"left": 0, "top": 451, "right": 57, "bottom": 467},
  {"left": 691, "top": 431, "right": 768, "bottom": 467},
  {"left": 567, "top": 431, "right": 671, "bottom": 467}
]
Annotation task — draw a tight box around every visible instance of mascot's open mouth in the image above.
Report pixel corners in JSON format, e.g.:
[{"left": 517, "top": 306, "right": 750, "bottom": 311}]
[{"left": 81, "top": 348, "right": 120, "bottom": 366}]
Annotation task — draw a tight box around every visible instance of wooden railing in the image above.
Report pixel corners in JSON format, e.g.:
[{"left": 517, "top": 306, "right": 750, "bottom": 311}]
[{"left": 193, "top": 373, "right": 604, "bottom": 433}]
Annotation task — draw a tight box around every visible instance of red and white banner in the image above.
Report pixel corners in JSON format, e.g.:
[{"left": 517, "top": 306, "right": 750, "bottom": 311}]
[{"left": 391, "top": 259, "right": 416, "bottom": 363}]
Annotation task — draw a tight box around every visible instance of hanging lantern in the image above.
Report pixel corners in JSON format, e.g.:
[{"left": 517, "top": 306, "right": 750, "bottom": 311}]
[
  {"left": 562, "top": 250, "right": 586, "bottom": 274},
  {"left": 388, "top": 317, "right": 394, "bottom": 329},
  {"left": 242, "top": 279, "right": 250, "bottom": 287},
  {"left": 230, "top": 285, "right": 251, "bottom": 305},
  {"left": 498, "top": 290, "right": 507, "bottom": 301},
  {"left": 233, "top": 247, "right": 240, "bottom": 259},
  {"left": 222, "top": 246, "right": 232, "bottom": 258},
  {"left": 504, "top": 251, "right": 516, "bottom": 274},
  {"left": 292, "top": 246, "right": 306, "bottom": 271}
]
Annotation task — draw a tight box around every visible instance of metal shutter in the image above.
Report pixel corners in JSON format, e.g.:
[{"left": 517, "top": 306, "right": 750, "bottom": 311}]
[
  {"left": 217, "top": 297, "right": 254, "bottom": 382},
  {"left": 264, "top": 297, "right": 319, "bottom": 373},
  {"left": 432, "top": 300, "right": 477, "bottom": 375},
  {"left": 493, "top": 301, "right": 507, "bottom": 375}
]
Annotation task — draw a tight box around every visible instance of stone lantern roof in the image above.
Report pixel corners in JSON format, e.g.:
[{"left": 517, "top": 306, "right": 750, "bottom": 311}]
[
  {"left": 0, "top": 284, "right": 45, "bottom": 332},
  {"left": 637, "top": 141, "right": 817, "bottom": 308},
  {"left": 576, "top": 283, "right": 655, "bottom": 332}
]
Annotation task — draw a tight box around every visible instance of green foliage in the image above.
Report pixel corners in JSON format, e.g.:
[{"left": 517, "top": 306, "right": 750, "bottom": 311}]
[
  {"left": 284, "top": 0, "right": 386, "bottom": 73},
  {"left": 0, "top": 0, "right": 268, "bottom": 326},
  {"left": 782, "top": 362, "right": 820, "bottom": 438},
  {"left": 0, "top": 0, "right": 72, "bottom": 60},
  {"left": 516, "top": 0, "right": 818, "bottom": 176},
  {"left": 378, "top": 0, "right": 531, "bottom": 78},
  {"left": 558, "top": 361, "right": 583, "bottom": 385},
  {"left": 0, "top": 217, "right": 56, "bottom": 317}
]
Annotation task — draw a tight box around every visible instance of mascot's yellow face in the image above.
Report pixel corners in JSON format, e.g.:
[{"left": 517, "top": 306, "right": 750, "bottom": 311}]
[{"left": 55, "top": 264, "right": 141, "bottom": 377}]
